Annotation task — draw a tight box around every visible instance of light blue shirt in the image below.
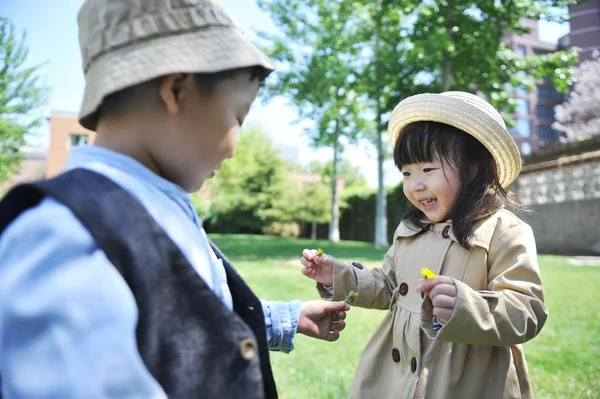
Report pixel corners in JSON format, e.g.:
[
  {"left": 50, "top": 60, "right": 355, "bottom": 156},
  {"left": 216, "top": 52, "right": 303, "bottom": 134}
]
[{"left": 0, "top": 146, "right": 301, "bottom": 398}]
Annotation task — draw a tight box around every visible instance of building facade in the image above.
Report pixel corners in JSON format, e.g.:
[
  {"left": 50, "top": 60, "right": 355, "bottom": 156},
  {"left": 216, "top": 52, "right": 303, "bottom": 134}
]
[
  {"left": 46, "top": 113, "right": 96, "bottom": 178},
  {"left": 504, "top": 19, "right": 566, "bottom": 155},
  {"left": 569, "top": 0, "right": 600, "bottom": 63}
]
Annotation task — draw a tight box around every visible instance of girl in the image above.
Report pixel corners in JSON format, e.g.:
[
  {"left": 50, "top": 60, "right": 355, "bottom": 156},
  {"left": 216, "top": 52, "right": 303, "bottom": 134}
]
[{"left": 300, "top": 91, "right": 547, "bottom": 399}]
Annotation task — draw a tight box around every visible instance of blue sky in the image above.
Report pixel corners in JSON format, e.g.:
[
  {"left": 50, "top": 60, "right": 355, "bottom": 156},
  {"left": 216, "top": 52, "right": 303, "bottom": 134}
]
[{"left": 1, "top": 0, "right": 569, "bottom": 187}]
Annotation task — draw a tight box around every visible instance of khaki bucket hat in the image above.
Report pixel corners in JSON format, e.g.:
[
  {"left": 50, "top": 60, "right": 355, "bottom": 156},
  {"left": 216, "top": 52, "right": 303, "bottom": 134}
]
[
  {"left": 77, "top": 0, "right": 275, "bottom": 130},
  {"left": 387, "top": 91, "right": 522, "bottom": 188}
]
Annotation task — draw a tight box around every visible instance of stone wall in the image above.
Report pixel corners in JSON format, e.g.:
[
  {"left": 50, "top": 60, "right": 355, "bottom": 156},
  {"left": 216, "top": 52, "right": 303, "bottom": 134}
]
[{"left": 515, "top": 136, "right": 600, "bottom": 255}]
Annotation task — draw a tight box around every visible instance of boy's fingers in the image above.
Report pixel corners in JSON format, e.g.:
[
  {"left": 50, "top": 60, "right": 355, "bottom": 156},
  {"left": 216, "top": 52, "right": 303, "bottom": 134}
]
[
  {"left": 323, "top": 301, "right": 350, "bottom": 312},
  {"left": 334, "top": 320, "right": 346, "bottom": 331}
]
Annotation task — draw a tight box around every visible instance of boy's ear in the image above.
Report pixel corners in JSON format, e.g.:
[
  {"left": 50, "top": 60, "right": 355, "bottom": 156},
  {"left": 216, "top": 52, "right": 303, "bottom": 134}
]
[{"left": 159, "top": 73, "right": 188, "bottom": 115}]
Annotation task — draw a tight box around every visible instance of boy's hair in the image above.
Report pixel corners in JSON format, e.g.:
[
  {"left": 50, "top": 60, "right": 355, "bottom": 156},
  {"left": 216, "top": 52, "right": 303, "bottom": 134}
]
[
  {"left": 99, "top": 66, "right": 270, "bottom": 120},
  {"left": 394, "top": 121, "right": 521, "bottom": 248}
]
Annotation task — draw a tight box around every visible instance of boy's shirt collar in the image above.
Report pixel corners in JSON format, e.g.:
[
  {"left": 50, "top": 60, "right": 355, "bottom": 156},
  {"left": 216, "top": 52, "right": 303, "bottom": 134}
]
[{"left": 65, "top": 145, "right": 193, "bottom": 209}]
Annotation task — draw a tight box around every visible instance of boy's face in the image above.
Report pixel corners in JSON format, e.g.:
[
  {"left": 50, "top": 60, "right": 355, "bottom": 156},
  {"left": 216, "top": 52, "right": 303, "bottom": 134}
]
[
  {"left": 401, "top": 156, "right": 461, "bottom": 223},
  {"left": 152, "top": 71, "right": 259, "bottom": 192}
]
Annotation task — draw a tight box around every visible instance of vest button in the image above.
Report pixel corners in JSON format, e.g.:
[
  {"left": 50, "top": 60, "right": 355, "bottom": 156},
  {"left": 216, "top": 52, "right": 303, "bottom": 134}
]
[{"left": 240, "top": 338, "right": 257, "bottom": 361}]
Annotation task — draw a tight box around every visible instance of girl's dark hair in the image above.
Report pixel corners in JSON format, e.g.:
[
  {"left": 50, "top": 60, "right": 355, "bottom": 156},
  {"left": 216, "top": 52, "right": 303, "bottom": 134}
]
[{"left": 393, "top": 121, "right": 521, "bottom": 248}]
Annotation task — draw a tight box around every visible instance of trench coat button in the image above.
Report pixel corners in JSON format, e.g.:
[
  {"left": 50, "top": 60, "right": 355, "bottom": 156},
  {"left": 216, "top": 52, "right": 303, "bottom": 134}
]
[
  {"left": 240, "top": 338, "right": 257, "bottom": 361},
  {"left": 442, "top": 225, "right": 450, "bottom": 239},
  {"left": 399, "top": 282, "right": 409, "bottom": 296},
  {"left": 411, "top": 357, "right": 417, "bottom": 373},
  {"left": 392, "top": 348, "right": 400, "bottom": 363},
  {"left": 351, "top": 261, "right": 364, "bottom": 270}
]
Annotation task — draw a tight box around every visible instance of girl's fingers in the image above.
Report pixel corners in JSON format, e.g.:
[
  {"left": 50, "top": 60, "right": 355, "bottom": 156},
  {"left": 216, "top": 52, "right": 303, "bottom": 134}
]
[
  {"left": 430, "top": 283, "right": 457, "bottom": 298},
  {"left": 431, "top": 294, "right": 455, "bottom": 309},
  {"left": 433, "top": 307, "right": 453, "bottom": 324}
]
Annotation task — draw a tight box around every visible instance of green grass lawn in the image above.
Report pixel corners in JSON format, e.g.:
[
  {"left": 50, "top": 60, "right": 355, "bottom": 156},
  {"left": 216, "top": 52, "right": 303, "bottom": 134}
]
[{"left": 210, "top": 234, "right": 600, "bottom": 399}]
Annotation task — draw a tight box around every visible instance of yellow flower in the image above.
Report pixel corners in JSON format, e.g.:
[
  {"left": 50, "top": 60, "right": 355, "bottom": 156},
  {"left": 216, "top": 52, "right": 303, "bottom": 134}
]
[
  {"left": 345, "top": 290, "right": 359, "bottom": 304},
  {"left": 317, "top": 248, "right": 324, "bottom": 256},
  {"left": 421, "top": 268, "right": 437, "bottom": 279}
]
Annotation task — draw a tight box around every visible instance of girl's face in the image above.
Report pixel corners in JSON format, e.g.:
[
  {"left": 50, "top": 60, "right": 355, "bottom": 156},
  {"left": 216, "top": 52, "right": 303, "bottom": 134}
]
[{"left": 401, "top": 156, "right": 461, "bottom": 223}]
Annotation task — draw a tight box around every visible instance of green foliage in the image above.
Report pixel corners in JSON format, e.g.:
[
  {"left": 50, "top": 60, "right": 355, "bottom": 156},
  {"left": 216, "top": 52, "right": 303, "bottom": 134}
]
[
  {"left": 295, "top": 181, "right": 331, "bottom": 225},
  {"left": 339, "top": 182, "right": 411, "bottom": 242},
  {"left": 405, "top": 1, "right": 578, "bottom": 120},
  {"left": 206, "top": 127, "right": 333, "bottom": 234},
  {"left": 257, "top": 0, "right": 371, "bottom": 147},
  {"left": 207, "top": 127, "right": 288, "bottom": 233},
  {"left": 0, "top": 17, "right": 48, "bottom": 182},
  {"left": 307, "top": 159, "right": 368, "bottom": 190}
]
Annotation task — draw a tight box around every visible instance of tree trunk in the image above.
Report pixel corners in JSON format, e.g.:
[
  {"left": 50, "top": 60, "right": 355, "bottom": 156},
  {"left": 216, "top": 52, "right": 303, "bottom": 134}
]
[
  {"left": 329, "top": 117, "right": 341, "bottom": 242},
  {"left": 374, "top": 0, "right": 388, "bottom": 247},
  {"left": 441, "top": 3, "right": 454, "bottom": 91},
  {"left": 311, "top": 221, "right": 317, "bottom": 240}
]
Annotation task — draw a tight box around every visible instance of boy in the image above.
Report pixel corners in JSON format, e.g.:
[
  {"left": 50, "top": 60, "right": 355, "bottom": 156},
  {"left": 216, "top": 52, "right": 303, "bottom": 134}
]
[{"left": 0, "top": 1, "right": 349, "bottom": 398}]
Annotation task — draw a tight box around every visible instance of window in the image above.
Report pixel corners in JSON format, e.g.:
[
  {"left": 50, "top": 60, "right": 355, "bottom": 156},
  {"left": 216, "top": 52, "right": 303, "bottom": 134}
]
[
  {"left": 536, "top": 105, "right": 554, "bottom": 120},
  {"left": 537, "top": 126, "right": 561, "bottom": 141},
  {"left": 70, "top": 134, "right": 89, "bottom": 147},
  {"left": 516, "top": 99, "right": 529, "bottom": 116},
  {"left": 516, "top": 119, "right": 530, "bottom": 138},
  {"left": 521, "top": 142, "right": 532, "bottom": 155},
  {"left": 537, "top": 86, "right": 562, "bottom": 101}
]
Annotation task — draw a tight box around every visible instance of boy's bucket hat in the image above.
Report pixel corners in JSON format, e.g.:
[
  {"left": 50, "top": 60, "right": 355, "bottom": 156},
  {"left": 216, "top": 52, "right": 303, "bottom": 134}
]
[
  {"left": 387, "top": 91, "right": 521, "bottom": 188},
  {"left": 77, "top": 0, "right": 275, "bottom": 130}
]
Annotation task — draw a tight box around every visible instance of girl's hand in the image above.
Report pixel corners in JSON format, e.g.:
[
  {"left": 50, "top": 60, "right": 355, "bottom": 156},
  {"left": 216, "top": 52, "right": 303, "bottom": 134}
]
[
  {"left": 300, "top": 249, "right": 334, "bottom": 286},
  {"left": 417, "top": 276, "right": 457, "bottom": 324}
]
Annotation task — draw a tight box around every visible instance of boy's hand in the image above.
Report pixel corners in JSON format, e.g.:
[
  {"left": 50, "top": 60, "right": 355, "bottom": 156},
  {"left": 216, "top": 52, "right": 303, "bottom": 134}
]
[
  {"left": 298, "top": 300, "right": 350, "bottom": 342},
  {"left": 417, "top": 276, "right": 457, "bottom": 325},
  {"left": 300, "top": 249, "right": 334, "bottom": 286}
]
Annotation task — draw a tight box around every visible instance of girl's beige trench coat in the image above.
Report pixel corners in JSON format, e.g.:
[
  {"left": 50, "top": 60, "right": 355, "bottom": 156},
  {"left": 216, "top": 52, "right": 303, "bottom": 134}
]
[{"left": 319, "top": 209, "right": 547, "bottom": 399}]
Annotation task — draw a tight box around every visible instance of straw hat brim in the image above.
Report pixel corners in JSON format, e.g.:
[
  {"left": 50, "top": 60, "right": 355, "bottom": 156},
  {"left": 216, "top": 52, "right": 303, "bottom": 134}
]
[
  {"left": 79, "top": 26, "right": 275, "bottom": 131},
  {"left": 387, "top": 93, "right": 521, "bottom": 188}
]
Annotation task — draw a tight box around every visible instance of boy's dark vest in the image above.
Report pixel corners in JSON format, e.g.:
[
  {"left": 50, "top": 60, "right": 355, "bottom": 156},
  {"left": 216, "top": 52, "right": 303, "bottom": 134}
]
[{"left": 0, "top": 168, "right": 278, "bottom": 399}]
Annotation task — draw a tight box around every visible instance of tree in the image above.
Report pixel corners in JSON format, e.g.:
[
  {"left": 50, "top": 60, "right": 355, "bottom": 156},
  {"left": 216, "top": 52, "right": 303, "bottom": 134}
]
[
  {"left": 553, "top": 50, "right": 600, "bottom": 140},
  {"left": 257, "top": 0, "right": 371, "bottom": 242},
  {"left": 307, "top": 158, "right": 368, "bottom": 190},
  {"left": 406, "top": 1, "right": 579, "bottom": 113},
  {"left": 294, "top": 181, "right": 331, "bottom": 239},
  {"left": 206, "top": 127, "right": 288, "bottom": 233},
  {"left": 0, "top": 18, "right": 48, "bottom": 182}
]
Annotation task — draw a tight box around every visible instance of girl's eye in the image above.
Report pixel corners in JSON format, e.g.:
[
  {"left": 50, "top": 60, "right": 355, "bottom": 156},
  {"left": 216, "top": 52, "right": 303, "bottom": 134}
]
[
  {"left": 402, "top": 171, "right": 411, "bottom": 177},
  {"left": 423, "top": 168, "right": 435, "bottom": 173}
]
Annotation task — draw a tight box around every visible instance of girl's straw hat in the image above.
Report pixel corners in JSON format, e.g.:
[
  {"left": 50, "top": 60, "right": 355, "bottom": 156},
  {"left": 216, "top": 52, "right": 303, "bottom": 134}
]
[{"left": 388, "top": 91, "right": 521, "bottom": 188}]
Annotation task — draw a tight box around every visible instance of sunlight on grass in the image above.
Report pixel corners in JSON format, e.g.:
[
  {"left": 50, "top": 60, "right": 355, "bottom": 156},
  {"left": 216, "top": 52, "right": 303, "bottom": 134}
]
[{"left": 211, "top": 235, "right": 600, "bottom": 399}]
